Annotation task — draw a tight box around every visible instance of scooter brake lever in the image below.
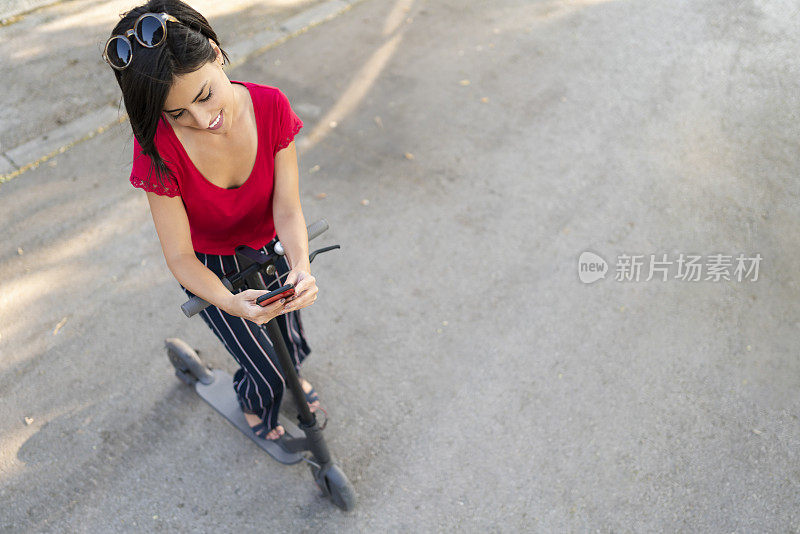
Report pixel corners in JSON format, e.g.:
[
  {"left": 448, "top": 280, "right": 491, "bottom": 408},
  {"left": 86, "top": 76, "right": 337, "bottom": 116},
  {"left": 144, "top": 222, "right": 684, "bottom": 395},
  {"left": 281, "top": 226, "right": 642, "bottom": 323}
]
[{"left": 309, "top": 245, "right": 341, "bottom": 263}]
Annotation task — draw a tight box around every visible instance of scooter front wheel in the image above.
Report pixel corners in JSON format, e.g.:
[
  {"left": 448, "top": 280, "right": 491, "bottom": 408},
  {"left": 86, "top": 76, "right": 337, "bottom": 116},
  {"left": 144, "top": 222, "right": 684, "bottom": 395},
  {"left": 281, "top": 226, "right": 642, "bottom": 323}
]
[{"left": 310, "top": 463, "right": 357, "bottom": 511}]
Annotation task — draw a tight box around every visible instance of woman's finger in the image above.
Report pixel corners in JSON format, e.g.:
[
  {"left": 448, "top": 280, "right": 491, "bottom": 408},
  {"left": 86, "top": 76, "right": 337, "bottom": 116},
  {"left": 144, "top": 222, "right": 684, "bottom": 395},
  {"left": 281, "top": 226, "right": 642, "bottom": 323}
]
[
  {"left": 283, "top": 293, "right": 314, "bottom": 313},
  {"left": 283, "top": 286, "right": 318, "bottom": 313},
  {"left": 292, "top": 274, "right": 315, "bottom": 297},
  {"left": 248, "top": 297, "right": 285, "bottom": 323}
]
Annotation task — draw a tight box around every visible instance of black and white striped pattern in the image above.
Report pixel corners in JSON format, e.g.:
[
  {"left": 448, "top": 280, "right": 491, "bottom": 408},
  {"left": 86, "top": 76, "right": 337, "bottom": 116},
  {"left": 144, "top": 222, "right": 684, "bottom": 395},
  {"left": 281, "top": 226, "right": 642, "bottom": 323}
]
[{"left": 179, "top": 237, "right": 312, "bottom": 434}]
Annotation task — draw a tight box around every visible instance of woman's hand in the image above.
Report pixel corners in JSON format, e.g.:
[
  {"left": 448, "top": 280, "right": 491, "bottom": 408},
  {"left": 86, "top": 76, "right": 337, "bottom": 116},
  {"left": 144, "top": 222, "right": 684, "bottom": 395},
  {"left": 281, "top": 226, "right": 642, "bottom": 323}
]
[
  {"left": 223, "top": 290, "right": 289, "bottom": 325},
  {"left": 282, "top": 263, "right": 318, "bottom": 314}
]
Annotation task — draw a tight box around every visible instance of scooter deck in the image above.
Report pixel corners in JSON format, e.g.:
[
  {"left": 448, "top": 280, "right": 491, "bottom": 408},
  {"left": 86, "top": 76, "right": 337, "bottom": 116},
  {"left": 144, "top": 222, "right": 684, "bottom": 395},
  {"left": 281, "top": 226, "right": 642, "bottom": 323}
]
[{"left": 194, "top": 369, "right": 305, "bottom": 465}]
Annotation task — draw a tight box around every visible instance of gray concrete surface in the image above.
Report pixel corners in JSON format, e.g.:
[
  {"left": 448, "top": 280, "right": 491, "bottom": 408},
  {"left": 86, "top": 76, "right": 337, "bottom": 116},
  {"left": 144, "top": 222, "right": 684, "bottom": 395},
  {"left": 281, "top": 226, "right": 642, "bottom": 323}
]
[
  {"left": 0, "top": 0, "right": 60, "bottom": 22},
  {"left": 0, "top": 0, "right": 359, "bottom": 181},
  {"left": 0, "top": 0, "right": 333, "bottom": 153},
  {"left": 1, "top": 0, "right": 799, "bottom": 532}
]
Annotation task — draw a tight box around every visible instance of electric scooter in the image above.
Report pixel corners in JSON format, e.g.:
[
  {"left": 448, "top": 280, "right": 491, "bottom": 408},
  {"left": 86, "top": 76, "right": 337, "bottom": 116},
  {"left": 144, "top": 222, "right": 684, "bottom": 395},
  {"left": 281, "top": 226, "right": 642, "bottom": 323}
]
[{"left": 164, "top": 219, "right": 356, "bottom": 511}]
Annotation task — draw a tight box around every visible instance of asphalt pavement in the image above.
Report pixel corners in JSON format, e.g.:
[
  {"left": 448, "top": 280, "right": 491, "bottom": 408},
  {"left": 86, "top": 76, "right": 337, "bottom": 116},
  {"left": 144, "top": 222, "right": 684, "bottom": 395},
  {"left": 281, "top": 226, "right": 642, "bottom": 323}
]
[{"left": 1, "top": 0, "right": 799, "bottom": 532}]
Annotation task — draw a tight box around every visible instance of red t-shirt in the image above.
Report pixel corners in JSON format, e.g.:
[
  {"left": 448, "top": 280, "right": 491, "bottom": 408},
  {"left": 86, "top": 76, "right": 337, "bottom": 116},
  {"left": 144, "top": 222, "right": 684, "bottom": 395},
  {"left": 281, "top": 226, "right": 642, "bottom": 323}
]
[{"left": 129, "top": 80, "right": 303, "bottom": 255}]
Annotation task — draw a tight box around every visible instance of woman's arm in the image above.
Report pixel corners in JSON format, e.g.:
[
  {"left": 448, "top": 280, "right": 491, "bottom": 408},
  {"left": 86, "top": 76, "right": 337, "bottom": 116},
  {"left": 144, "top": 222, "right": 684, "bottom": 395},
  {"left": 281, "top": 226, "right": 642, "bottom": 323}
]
[
  {"left": 273, "top": 140, "right": 309, "bottom": 272},
  {"left": 272, "top": 140, "right": 318, "bottom": 313},
  {"left": 146, "top": 191, "right": 286, "bottom": 323},
  {"left": 145, "top": 192, "right": 233, "bottom": 308}
]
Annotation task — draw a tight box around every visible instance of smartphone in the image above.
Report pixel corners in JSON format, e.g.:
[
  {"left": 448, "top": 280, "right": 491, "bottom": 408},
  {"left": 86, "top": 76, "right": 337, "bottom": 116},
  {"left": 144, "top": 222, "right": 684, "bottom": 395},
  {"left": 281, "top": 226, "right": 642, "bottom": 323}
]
[{"left": 256, "top": 283, "right": 295, "bottom": 307}]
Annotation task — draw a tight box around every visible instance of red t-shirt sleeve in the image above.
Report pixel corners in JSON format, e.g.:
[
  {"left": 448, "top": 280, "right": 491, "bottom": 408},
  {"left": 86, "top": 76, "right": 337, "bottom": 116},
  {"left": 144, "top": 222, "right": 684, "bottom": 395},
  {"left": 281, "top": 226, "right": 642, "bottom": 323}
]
[
  {"left": 129, "top": 134, "right": 181, "bottom": 197},
  {"left": 273, "top": 88, "right": 304, "bottom": 155}
]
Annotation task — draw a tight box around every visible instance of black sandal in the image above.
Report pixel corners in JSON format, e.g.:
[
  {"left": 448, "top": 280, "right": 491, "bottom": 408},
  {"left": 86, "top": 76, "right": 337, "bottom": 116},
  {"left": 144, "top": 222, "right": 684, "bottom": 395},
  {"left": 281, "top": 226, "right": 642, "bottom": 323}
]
[{"left": 249, "top": 420, "right": 283, "bottom": 441}]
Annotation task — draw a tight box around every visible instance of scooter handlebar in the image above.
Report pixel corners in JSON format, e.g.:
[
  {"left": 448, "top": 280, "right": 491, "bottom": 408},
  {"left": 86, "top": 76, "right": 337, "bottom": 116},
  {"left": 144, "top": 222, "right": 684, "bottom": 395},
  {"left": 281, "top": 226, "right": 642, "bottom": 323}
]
[
  {"left": 180, "top": 277, "right": 234, "bottom": 317},
  {"left": 179, "top": 219, "right": 330, "bottom": 318}
]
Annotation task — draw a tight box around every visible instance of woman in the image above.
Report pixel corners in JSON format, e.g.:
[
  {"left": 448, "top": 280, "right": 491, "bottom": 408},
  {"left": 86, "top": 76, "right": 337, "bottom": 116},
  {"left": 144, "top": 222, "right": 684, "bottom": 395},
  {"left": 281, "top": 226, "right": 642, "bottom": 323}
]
[{"left": 104, "top": 0, "right": 320, "bottom": 441}]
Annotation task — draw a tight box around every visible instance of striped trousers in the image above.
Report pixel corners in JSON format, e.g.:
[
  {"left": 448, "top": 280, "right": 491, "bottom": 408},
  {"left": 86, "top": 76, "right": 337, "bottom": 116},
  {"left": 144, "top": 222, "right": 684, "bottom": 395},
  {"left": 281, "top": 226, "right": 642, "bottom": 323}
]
[{"left": 179, "top": 236, "right": 311, "bottom": 434}]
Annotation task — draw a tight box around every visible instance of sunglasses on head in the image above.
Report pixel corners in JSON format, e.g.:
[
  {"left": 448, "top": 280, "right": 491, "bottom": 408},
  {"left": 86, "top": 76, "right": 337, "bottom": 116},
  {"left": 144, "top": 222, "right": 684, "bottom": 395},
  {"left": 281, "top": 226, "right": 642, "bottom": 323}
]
[{"left": 103, "top": 12, "right": 181, "bottom": 70}]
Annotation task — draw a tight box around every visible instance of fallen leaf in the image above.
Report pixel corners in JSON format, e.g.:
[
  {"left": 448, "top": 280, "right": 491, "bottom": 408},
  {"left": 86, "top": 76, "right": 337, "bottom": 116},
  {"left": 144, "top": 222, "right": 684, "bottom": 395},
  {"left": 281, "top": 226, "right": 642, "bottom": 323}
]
[
  {"left": 53, "top": 317, "right": 67, "bottom": 335},
  {"left": 481, "top": 97, "right": 489, "bottom": 103},
  {"left": 404, "top": 152, "right": 415, "bottom": 160},
  {"left": 309, "top": 164, "right": 320, "bottom": 174},
  {"left": 316, "top": 193, "right": 327, "bottom": 199},
  {"left": 17, "top": 247, "right": 23, "bottom": 255},
  {"left": 459, "top": 79, "right": 471, "bottom": 86}
]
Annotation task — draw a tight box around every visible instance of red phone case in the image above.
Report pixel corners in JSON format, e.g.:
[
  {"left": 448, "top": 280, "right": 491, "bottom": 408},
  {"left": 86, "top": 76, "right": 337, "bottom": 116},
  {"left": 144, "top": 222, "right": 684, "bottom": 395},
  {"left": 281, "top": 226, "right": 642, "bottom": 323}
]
[{"left": 257, "top": 286, "right": 295, "bottom": 306}]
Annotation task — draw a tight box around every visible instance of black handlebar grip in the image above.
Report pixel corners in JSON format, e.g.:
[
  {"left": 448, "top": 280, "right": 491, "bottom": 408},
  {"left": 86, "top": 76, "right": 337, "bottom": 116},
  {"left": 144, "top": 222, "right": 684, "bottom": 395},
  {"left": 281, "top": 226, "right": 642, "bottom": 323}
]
[
  {"left": 307, "top": 218, "right": 329, "bottom": 241},
  {"left": 180, "top": 277, "right": 235, "bottom": 318}
]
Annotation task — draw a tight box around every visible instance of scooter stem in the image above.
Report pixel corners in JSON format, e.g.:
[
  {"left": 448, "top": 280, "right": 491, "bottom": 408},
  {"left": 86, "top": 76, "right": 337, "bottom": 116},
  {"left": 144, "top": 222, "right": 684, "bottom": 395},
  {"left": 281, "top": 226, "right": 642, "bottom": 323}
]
[{"left": 263, "top": 317, "right": 333, "bottom": 465}]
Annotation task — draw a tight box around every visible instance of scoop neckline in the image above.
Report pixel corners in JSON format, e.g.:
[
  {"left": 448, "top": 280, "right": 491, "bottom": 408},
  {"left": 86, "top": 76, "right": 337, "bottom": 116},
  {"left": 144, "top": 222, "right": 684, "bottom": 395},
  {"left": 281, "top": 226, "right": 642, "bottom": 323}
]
[{"left": 164, "top": 80, "right": 260, "bottom": 192}]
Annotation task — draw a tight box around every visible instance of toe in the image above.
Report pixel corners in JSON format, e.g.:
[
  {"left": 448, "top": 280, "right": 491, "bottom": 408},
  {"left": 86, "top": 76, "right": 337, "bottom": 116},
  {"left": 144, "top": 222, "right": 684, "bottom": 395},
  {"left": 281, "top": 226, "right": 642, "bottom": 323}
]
[{"left": 264, "top": 425, "right": 284, "bottom": 440}]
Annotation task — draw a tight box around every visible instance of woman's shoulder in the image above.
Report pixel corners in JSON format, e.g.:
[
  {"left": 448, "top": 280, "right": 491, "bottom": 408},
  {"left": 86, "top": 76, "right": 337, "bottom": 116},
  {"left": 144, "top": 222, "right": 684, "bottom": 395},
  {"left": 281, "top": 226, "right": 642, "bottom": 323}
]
[
  {"left": 233, "top": 80, "right": 289, "bottom": 106},
  {"left": 130, "top": 116, "right": 183, "bottom": 194},
  {"left": 132, "top": 118, "right": 180, "bottom": 165},
  {"left": 132, "top": 117, "right": 174, "bottom": 150}
]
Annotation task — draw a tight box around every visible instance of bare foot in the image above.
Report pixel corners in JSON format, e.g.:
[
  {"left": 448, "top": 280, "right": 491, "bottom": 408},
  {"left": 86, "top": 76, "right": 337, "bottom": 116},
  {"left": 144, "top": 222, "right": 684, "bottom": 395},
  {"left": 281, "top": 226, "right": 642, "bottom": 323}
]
[
  {"left": 298, "top": 377, "right": 321, "bottom": 413},
  {"left": 243, "top": 411, "right": 284, "bottom": 440}
]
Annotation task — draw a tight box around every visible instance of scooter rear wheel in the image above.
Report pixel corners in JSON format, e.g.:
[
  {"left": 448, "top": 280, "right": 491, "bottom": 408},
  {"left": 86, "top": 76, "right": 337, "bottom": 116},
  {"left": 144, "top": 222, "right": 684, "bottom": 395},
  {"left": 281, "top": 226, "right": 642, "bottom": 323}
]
[
  {"left": 165, "top": 338, "right": 214, "bottom": 386},
  {"left": 310, "top": 463, "right": 357, "bottom": 511}
]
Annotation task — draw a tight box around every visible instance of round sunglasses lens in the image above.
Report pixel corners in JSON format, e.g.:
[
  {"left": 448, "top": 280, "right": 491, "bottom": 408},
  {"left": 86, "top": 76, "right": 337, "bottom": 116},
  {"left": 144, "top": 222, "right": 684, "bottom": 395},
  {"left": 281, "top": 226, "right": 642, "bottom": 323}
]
[
  {"left": 136, "top": 15, "right": 165, "bottom": 46},
  {"left": 107, "top": 37, "right": 132, "bottom": 68}
]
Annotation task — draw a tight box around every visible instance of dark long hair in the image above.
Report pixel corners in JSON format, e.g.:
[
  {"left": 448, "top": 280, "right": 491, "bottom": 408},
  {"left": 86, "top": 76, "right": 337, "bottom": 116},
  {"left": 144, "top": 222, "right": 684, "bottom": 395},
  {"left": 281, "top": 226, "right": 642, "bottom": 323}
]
[{"left": 106, "top": 0, "right": 230, "bottom": 189}]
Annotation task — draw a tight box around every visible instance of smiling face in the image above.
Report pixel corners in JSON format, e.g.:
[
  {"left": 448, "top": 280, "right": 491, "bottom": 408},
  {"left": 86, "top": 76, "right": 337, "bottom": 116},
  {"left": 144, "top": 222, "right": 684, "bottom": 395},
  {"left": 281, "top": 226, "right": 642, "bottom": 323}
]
[{"left": 162, "top": 39, "right": 237, "bottom": 135}]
